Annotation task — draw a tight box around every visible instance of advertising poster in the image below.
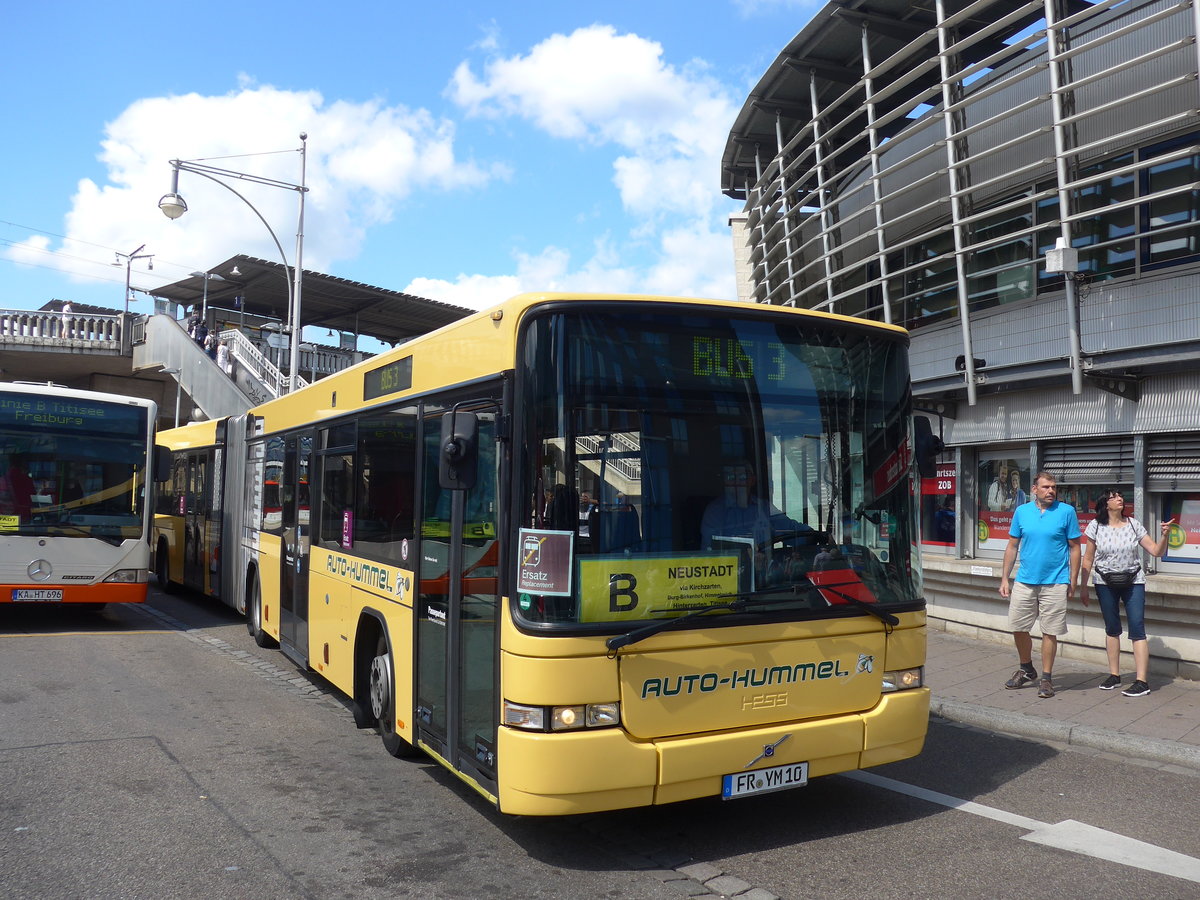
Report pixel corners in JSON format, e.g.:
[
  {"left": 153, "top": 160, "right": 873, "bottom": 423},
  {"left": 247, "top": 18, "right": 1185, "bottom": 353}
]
[
  {"left": 1164, "top": 497, "right": 1200, "bottom": 561},
  {"left": 977, "top": 457, "right": 1029, "bottom": 550}
]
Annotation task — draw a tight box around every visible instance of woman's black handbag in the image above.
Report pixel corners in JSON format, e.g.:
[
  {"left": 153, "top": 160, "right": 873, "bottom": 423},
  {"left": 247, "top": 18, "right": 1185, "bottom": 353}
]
[{"left": 1099, "top": 567, "right": 1139, "bottom": 587}]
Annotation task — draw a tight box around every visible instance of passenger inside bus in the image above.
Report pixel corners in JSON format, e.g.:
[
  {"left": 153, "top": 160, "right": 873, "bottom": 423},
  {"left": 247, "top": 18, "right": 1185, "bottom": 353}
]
[{"left": 0, "top": 454, "right": 35, "bottom": 519}]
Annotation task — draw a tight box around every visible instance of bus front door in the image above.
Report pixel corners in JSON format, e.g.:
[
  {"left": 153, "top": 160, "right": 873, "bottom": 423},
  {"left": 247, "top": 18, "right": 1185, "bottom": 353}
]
[
  {"left": 279, "top": 432, "right": 313, "bottom": 664},
  {"left": 417, "top": 402, "right": 500, "bottom": 789},
  {"left": 183, "top": 452, "right": 207, "bottom": 590}
]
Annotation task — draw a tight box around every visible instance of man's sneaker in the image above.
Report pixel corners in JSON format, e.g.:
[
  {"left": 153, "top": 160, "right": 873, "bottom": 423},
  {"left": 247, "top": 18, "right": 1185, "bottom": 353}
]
[
  {"left": 1005, "top": 669, "right": 1037, "bottom": 689},
  {"left": 1099, "top": 674, "right": 1122, "bottom": 690},
  {"left": 1122, "top": 680, "right": 1150, "bottom": 697},
  {"left": 1037, "top": 678, "right": 1055, "bottom": 699}
]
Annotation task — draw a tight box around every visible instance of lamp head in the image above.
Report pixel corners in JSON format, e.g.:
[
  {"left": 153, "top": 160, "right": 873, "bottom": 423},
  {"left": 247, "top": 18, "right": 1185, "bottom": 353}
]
[{"left": 159, "top": 192, "right": 188, "bottom": 219}]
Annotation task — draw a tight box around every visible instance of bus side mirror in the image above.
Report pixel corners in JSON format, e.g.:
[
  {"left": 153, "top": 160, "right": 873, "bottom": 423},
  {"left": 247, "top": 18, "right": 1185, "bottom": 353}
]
[
  {"left": 914, "top": 416, "right": 944, "bottom": 480},
  {"left": 154, "top": 445, "right": 172, "bottom": 482},
  {"left": 439, "top": 410, "right": 478, "bottom": 490}
]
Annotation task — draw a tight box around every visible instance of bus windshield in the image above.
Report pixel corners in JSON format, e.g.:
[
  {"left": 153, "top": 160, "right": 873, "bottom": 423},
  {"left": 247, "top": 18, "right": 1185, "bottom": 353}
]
[
  {"left": 0, "top": 392, "right": 149, "bottom": 542},
  {"left": 516, "top": 306, "right": 922, "bottom": 630}
]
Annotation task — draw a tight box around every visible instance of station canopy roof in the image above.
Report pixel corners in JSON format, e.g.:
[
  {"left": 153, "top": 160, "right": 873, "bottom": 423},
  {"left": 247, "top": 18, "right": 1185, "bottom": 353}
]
[
  {"left": 149, "top": 254, "right": 473, "bottom": 345},
  {"left": 720, "top": 0, "right": 1092, "bottom": 199}
]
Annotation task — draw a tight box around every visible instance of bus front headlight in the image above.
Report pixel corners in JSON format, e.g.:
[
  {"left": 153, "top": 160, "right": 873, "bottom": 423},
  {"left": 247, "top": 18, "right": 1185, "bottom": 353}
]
[
  {"left": 881, "top": 667, "right": 923, "bottom": 692},
  {"left": 103, "top": 569, "right": 139, "bottom": 584},
  {"left": 503, "top": 700, "right": 621, "bottom": 731}
]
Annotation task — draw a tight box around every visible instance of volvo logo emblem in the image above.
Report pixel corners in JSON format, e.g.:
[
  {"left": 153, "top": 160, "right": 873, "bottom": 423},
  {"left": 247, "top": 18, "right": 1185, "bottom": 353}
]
[
  {"left": 28, "top": 559, "right": 53, "bottom": 581},
  {"left": 744, "top": 733, "right": 792, "bottom": 769}
]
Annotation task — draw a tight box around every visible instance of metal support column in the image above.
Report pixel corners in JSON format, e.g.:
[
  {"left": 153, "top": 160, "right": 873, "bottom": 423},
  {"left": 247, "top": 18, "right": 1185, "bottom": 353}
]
[
  {"left": 753, "top": 148, "right": 772, "bottom": 303},
  {"left": 936, "top": 0, "right": 980, "bottom": 406},
  {"left": 861, "top": 23, "right": 894, "bottom": 324},
  {"left": 774, "top": 111, "right": 798, "bottom": 305},
  {"left": 1045, "top": 0, "right": 1085, "bottom": 395},
  {"left": 809, "top": 71, "right": 837, "bottom": 312}
]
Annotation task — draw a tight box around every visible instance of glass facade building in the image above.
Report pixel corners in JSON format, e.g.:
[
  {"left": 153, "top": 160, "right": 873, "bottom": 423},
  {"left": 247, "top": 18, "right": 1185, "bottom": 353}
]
[{"left": 723, "top": 0, "right": 1200, "bottom": 677}]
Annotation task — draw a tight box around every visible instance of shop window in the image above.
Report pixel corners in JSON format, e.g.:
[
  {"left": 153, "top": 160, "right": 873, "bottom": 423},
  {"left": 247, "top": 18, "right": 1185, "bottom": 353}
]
[
  {"left": 1159, "top": 495, "right": 1200, "bottom": 565},
  {"left": 920, "top": 457, "right": 956, "bottom": 551}
]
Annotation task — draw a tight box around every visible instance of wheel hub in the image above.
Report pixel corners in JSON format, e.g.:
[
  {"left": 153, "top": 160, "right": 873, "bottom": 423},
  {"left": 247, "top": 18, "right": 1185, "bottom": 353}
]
[{"left": 369, "top": 654, "right": 389, "bottom": 720}]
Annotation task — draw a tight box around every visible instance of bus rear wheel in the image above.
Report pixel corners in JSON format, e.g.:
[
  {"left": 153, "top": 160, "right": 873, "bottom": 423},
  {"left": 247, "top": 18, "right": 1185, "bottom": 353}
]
[
  {"left": 369, "top": 634, "right": 420, "bottom": 758},
  {"left": 246, "top": 577, "right": 277, "bottom": 649},
  {"left": 155, "top": 539, "right": 173, "bottom": 593}
]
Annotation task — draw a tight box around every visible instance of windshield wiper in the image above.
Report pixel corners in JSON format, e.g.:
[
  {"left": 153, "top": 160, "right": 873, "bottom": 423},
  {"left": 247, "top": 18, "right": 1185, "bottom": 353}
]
[
  {"left": 606, "top": 599, "right": 765, "bottom": 653},
  {"left": 803, "top": 578, "right": 900, "bottom": 627}
]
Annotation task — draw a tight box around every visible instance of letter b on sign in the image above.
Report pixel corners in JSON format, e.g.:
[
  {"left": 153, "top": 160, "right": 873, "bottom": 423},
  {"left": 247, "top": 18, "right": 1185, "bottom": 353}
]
[{"left": 609, "top": 574, "right": 638, "bottom": 613}]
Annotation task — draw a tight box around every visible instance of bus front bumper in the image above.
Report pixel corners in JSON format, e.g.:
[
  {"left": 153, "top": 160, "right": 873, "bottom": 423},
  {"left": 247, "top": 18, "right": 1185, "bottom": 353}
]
[{"left": 496, "top": 687, "right": 930, "bottom": 816}]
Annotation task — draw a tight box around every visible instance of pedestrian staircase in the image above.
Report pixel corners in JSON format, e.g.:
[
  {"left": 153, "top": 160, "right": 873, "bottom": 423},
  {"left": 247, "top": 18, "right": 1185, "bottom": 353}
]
[{"left": 132, "top": 314, "right": 304, "bottom": 422}]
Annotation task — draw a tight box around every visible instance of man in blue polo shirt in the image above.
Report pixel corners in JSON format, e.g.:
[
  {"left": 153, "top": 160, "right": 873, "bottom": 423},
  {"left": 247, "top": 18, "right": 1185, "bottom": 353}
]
[{"left": 998, "top": 471, "right": 1081, "bottom": 699}]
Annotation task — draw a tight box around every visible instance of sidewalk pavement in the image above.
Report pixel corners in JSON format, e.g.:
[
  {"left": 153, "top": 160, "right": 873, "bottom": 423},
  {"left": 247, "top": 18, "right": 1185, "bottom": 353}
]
[{"left": 925, "top": 628, "right": 1200, "bottom": 771}]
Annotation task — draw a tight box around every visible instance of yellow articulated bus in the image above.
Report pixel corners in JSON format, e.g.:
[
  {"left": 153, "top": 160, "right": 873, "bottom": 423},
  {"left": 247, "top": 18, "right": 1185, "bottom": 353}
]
[
  {"left": 158, "top": 293, "right": 933, "bottom": 815},
  {"left": 152, "top": 417, "right": 249, "bottom": 603}
]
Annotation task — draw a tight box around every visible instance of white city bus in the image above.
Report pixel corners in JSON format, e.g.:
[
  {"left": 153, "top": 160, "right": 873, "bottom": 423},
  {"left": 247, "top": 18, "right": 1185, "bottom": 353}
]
[{"left": 0, "top": 381, "right": 168, "bottom": 609}]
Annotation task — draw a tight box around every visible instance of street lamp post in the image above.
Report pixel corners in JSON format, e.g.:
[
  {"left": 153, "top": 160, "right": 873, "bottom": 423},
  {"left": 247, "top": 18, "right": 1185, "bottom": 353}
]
[
  {"left": 159, "top": 134, "right": 308, "bottom": 392},
  {"left": 115, "top": 244, "right": 154, "bottom": 315},
  {"left": 160, "top": 367, "right": 182, "bottom": 428}
]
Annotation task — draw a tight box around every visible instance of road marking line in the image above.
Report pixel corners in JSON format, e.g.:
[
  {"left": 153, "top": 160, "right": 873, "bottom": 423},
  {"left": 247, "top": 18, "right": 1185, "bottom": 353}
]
[{"left": 846, "top": 770, "right": 1200, "bottom": 884}]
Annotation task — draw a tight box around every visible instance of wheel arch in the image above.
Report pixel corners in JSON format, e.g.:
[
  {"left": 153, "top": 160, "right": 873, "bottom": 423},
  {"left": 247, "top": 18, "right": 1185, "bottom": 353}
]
[{"left": 353, "top": 609, "right": 388, "bottom": 716}]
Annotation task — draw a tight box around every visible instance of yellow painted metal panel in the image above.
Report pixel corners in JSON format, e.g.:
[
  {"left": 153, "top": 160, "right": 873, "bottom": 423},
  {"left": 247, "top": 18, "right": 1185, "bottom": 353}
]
[
  {"left": 307, "top": 569, "right": 354, "bottom": 688},
  {"left": 155, "top": 418, "right": 224, "bottom": 451},
  {"left": 861, "top": 688, "right": 930, "bottom": 759},
  {"left": 619, "top": 635, "right": 887, "bottom": 738},
  {"left": 656, "top": 716, "right": 864, "bottom": 788},
  {"left": 497, "top": 727, "right": 657, "bottom": 816},
  {"left": 500, "top": 651, "right": 620, "bottom": 705},
  {"left": 884, "top": 618, "right": 926, "bottom": 670},
  {"left": 257, "top": 533, "right": 282, "bottom": 640}
]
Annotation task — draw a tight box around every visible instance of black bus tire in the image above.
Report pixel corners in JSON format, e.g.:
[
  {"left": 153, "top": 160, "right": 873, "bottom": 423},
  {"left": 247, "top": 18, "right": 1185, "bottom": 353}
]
[
  {"left": 155, "top": 539, "right": 174, "bottom": 593},
  {"left": 369, "top": 634, "right": 420, "bottom": 758},
  {"left": 246, "top": 577, "right": 277, "bottom": 649}
]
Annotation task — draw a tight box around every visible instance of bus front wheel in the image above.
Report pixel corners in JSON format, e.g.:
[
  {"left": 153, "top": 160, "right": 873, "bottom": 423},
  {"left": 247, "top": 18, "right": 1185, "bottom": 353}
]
[
  {"left": 369, "top": 634, "right": 420, "bottom": 758},
  {"left": 246, "top": 577, "right": 277, "bottom": 649}
]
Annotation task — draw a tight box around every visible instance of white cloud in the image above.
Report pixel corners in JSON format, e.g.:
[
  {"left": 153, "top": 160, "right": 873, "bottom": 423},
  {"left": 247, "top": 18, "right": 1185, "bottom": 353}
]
[
  {"left": 7, "top": 84, "right": 501, "bottom": 292},
  {"left": 449, "top": 24, "right": 738, "bottom": 222},
  {"left": 405, "top": 224, "right": 734, "bottom": 313}
]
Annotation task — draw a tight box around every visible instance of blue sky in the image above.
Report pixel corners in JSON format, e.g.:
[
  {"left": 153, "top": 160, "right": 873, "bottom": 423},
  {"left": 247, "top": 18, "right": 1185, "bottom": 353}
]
[{"left": 1, "top": 0, "right": 819, "bottom": 331}]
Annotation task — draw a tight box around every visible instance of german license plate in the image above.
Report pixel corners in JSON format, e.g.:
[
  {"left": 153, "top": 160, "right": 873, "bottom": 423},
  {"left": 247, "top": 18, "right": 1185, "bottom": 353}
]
[
  {"left": 12, "top": 589, "right": 63, "bottom": 602},
  {"left": 722, "top": 762, "right": 809, "bottom": 799}
]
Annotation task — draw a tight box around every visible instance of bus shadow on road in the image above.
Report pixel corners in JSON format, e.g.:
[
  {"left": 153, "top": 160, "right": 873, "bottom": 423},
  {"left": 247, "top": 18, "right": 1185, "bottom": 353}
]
[
  {"left": 492, "top": 718, "right": 1059, "bottom": 871},
  {"left": 0, "top": 603, "right": 148, "bottom": 634}
]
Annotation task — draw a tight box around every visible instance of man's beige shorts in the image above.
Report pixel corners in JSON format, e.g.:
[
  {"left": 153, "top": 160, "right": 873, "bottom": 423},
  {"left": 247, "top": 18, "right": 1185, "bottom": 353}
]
[{"left": 1008, "top": 582, "right": 1068, "bottom": 635}]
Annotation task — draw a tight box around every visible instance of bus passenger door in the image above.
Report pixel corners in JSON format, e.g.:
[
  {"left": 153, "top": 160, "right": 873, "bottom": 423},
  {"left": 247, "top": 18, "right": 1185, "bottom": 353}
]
[
  {"left": 183, "top": 452, "right": 207, "bottom": 589},
  {"left": 279, "top": 432, "right": 313, "bottom": 664},
  {"left": 417, "top": 401, "right": 500, "bottom": 788}
]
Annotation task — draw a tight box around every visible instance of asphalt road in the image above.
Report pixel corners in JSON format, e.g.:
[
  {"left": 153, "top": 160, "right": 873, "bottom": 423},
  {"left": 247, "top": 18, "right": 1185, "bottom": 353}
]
[{"left": 2, "top": 590, "right": 1198, "bottom": 900}]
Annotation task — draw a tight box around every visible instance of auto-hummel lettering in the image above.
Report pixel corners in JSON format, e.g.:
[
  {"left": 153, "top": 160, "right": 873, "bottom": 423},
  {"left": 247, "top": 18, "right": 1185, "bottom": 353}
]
[{"left": 641, "top": 660, "right": 850, "bottom": 699}]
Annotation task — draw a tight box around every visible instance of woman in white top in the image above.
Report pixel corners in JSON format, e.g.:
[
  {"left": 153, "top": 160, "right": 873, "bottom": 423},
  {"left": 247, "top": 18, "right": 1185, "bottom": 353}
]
[
  {"left": 1078, "top": 489, "right": 1172, "bottom": 697},
  {"left": 216, "top": 340, "right": 231, "bottom": 375}
]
